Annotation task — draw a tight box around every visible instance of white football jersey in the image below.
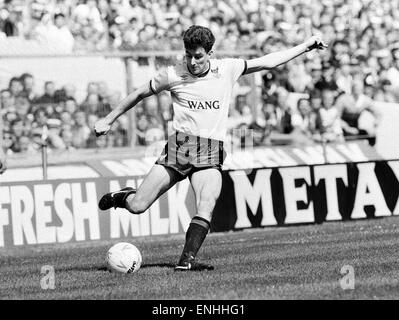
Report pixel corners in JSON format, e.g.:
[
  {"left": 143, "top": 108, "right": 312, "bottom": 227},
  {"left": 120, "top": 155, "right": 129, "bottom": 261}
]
[{"left": 150, "top": 58, "right": 247, "bottom": 141}]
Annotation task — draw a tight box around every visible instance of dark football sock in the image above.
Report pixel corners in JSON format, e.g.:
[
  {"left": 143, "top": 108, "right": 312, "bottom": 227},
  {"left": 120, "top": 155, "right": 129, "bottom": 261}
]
[{"left": 178, "top": 216, "right": 210, "bottom": 263}]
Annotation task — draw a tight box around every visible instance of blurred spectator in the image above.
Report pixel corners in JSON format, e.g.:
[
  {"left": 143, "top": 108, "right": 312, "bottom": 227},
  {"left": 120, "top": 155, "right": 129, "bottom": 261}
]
[
  {"left": 386, "top": 46, "right": 399, "bottom": 98},
  {"left": 106, "top": 90, "right": 121, "bottom": 109},
  {"left": 80, "top": 91, "right": 111, "bottom": 117},
  {"left": 374, "top": 79, "right": 397, "bottom": 103},
  {"left": 50, "top": 83, "right": 77, "bottom": 103},
  {"left": 291, "top": 97, "right": 316, "bottom": 145},
  {"left": 143, "top": 95, "right": 164, "bottom": 139},
  {"left": 8, "top": 77, "right": 24, "bottom": 97},
  {"left": 16, "top": 136, "right": 37, "bottom": 154},
  {"left": 73, "top": 22, "right": 107, "bottom": 52},
  {"left": 2, "top": 130, "right": 14, "bottom": 155},
  {"left": 136, "top": 114, "right": 149, "bottom": 146},
  {"left": 314, "top": 63, "right": 339, "bottom": 92},
  {"left": 53, "top": 13, "right": 75, "bottom": 52},
  {"left": 60, "top": 127, "right": 76, "bottom": 150},
  {"left": 46, "top": 118, "right": 66, "bottom": 150},
  {"left": 112, "top": 114, "right": 130, "bottom": 147},
  {"left": 95, "top": 135, "right": 108, "bottom": 148},
  {"left": 87, "top": 113, "right": 98, "bottom": 131},
  {"left": 34, "top": 81, "right": 57, "bottom": 104},
  {"left": 1, "top": 89, "right": 15, "bottom": 112},
  {"left": 304, "top": 63, "right": 324, "bottom": 93},
  {"left": 97, "top": 81, "right": 109, "bottom": 101},
  {"left": 71, "top": 0, "right": 104, "bottom": 34},
  {"left": 9, "top": 118, "right": 26, "bottom": 153},
  {"left": 20, "top": 73, "right": 37, "bottom": 102},
  {"left": 235, "top": 95, "right": 253, "bottom": 125},
  {"left": 65, "top": 97, "right": 78, "bottom": 115},
  {"left": 81, "top": 92, "right": 101, "bottom": 115},
  {"left": 60, "top": 111, "right": 74, "bottom": 127},
  {"left": 31, "top": 108, "right": 48, "bottom": 130},
  {"left": 2, "top": 6, "right": 22, "bottom": 37},
  {"left": 262, "top": 101, "right": 278, "bottom": 134},
  {"left": 274, "top": 88, "right": 294, "bottom": 135},
  {"left": 30, "top": 11, "right": 58, "bottom": 44},
  {"left": 336, "top": 80, "right": 380, "bottom": 145},
  {"left": 86, "top": 113, "right": 99, "bottom": 147},
  {"left": 14, "top": 95, "right": 31, "bottom": 119},
  {"left": 71, "top": 110, "right": 90, "bottom": 148},
  {"left": 316, "top": 88, "right": 344, "bottom": 142}
]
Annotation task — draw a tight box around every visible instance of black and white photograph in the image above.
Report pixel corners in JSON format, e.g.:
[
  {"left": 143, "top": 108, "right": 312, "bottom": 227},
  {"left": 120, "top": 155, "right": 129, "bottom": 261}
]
[{"left": 1, "top": 0, "right": 399, "bottom": 306}]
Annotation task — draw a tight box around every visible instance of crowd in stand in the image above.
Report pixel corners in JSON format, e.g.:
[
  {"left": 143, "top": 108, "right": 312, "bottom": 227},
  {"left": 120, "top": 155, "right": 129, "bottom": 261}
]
[
  {"left": 0, "top": 63, "right": 391, "bottom": 155},
  {"left": 1, "top": 74, "right": 131, "bottom": 154},
  {"left": 2, "top": 0, "right": 399, "bottom": 56},
  {"left": 1, "top": 0, "right": 399, "bottom": 154},
  {"left": 227, "top": 62, "right": 387, "bottom": 148}
]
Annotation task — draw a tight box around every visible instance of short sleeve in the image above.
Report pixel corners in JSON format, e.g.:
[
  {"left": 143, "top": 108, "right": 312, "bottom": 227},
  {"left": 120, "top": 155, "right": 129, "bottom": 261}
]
[
  {"left": 150, "top": 68, "right": 170, "bottom": 94},
  {"left": 225, "top": 58, "right": 247, "bottom": 83}
]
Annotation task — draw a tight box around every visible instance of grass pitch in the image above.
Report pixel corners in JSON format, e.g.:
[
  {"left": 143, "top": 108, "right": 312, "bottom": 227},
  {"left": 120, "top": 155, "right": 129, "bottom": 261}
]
[{"left": 1, "top": 216, "right": 399, "bottom": 300}]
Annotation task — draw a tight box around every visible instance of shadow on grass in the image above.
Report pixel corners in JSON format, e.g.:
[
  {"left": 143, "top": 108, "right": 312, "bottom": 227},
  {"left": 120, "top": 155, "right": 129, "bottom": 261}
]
[
  {"left": 141, "top": 262, "right": 176, "bottom": 269},
  {"left": 96, "top": 263, "right": 176, "bottom": 271},
  {"left": 49, "top": 264, "right": 108, "bottom": 272},
  {"left": 56, "top": 262, "right": 176, "bottom": 273}
]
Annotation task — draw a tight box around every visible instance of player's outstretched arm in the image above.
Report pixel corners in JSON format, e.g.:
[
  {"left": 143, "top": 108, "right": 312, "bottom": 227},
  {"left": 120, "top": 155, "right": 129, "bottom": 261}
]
[
  {"left": 94, "top": 83, "right": 154, "bottom": 136},
  {"left": 245, "top": 36, "right": 328, "bottom": 75}
]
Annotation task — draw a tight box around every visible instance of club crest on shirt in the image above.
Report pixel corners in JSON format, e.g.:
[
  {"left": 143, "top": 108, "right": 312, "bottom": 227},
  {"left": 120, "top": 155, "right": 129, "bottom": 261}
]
[{"left": 211, "top": 67, "right": 220, "bottom": 78}]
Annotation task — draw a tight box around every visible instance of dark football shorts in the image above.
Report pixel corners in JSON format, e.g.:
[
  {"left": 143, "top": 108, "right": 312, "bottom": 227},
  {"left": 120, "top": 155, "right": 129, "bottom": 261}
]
[{"left": 155, "top": 131, "right": 226, "bottom": 179}]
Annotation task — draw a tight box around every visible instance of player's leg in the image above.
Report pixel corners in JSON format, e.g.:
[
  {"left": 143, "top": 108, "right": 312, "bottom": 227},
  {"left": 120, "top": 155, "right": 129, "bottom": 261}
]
[
  {"left": 175, "top": 167, "right": 222, "bottom": 271},
  {"left": 125, "top": 164, "right": 184, "bottom": 214},
  {"left": 99, "top": 164, "right": 182, "bottom": 214}
]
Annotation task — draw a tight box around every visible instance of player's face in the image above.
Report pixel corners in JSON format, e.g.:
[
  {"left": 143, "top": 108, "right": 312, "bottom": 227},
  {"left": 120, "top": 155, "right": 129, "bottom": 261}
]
[{"left": 185, "top": 47, "right": 211, "bottom": 75}]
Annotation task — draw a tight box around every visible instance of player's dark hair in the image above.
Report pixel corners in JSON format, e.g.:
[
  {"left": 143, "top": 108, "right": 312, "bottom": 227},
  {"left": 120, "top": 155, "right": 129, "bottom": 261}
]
[{"left": 183, "top": 25, "right": 215, "bottom": 53}]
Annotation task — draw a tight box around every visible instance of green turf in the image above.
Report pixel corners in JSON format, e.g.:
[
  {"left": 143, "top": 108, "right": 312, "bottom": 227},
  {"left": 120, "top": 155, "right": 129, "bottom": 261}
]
[{"left": 1, "top": 216, "right": 399, "bottom": 299}]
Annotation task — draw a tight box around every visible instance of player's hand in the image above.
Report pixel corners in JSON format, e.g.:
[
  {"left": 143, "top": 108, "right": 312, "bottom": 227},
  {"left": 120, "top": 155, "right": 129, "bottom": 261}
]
[
  {"left": 305, "top": 36, "right": 328, "bottom": 52},
  {"left": 94, "top": 118, "right": 111, "bottom": 137}
]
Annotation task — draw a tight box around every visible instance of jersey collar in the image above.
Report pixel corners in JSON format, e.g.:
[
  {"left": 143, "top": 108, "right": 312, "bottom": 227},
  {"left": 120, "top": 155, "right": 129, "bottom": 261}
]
[{"left": 187, "top": 60, "right": 211, "bottom": 78}]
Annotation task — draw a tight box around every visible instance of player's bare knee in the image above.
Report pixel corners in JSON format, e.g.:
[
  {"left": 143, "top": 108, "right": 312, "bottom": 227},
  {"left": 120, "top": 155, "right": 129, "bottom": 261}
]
[{"left": 126, "top": 196, "right": 147, "bottom": 215}]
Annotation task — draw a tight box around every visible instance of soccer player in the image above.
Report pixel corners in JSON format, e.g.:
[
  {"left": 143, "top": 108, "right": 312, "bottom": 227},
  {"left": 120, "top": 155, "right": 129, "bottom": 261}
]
[{"left": 95, "top": 25, "right": 327, "bottom": 271}]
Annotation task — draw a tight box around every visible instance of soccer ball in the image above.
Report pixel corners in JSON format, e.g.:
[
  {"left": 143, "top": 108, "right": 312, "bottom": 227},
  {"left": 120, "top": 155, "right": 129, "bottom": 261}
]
[{"left": 106, "top": 242, "right": 142, "bottom": 274}]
